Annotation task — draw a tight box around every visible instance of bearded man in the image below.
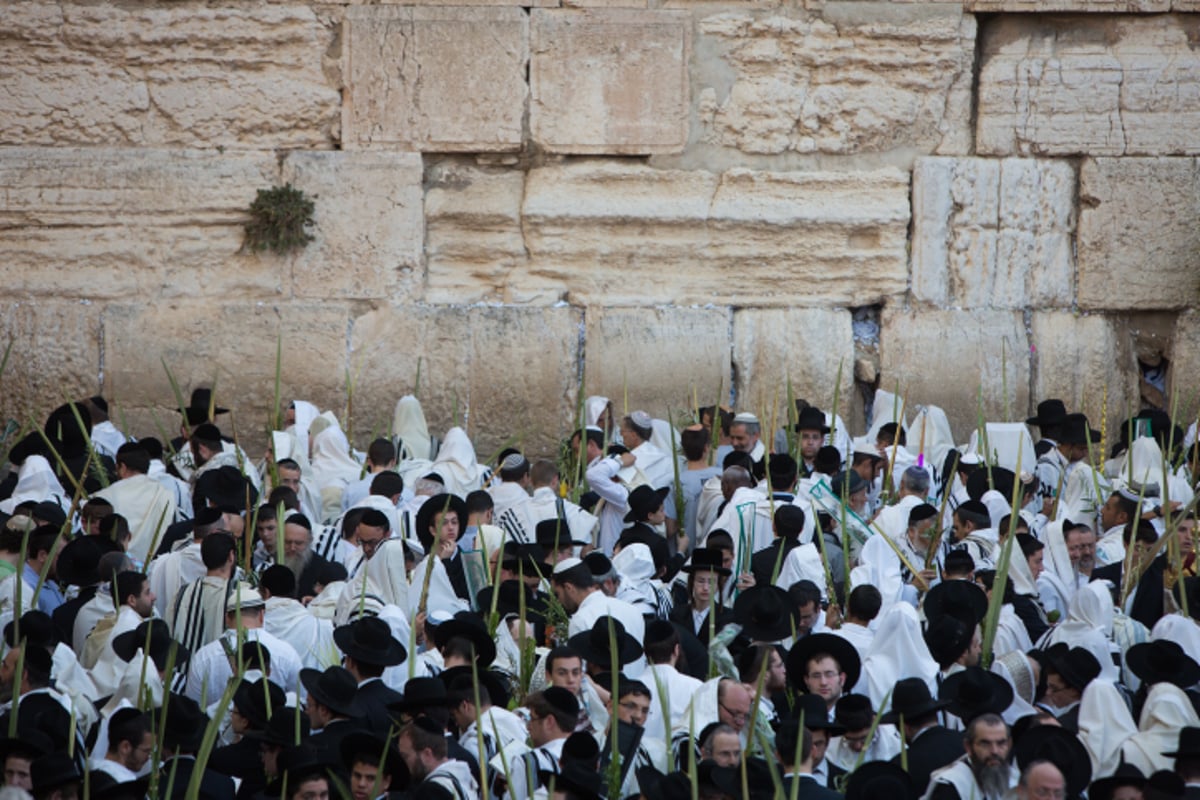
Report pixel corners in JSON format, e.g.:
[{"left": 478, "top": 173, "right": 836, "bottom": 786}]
[{"left": 926, "top": 713, "right": 1017, "bottom": 800}]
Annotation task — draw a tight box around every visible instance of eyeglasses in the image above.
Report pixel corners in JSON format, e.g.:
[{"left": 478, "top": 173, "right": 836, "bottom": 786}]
[
  {"left": 719, "top": 703, "right": 748, "bottom": 722},
  {"left": 1030, "top": 788, "right": 1065, "bottom": 799},
  {"left": 807, "top": 670, "right": 840, "bottom": 681}
]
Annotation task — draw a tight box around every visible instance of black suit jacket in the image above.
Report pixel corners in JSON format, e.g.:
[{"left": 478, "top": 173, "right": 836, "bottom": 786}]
[
  {"left": 355, "top": 678, "right": 404, "bottom": 737},
  {"left": 891, "top": 726, "right": 963, "bottom": 794},
  {"left": 53, "top": 585, "right": 98, "bottom": 646},
  {"left": 668, "top": 602, "right": 734, "bottom": 647},
  {"left": 783, "top": 774, "right": 843, "bottom": 800},
  {"left": 209, "top": 736, "right": 261, "bottom": 780},
  {"left": 157, "top": 756, "right": 237, "bottom": 800},
  {"left": 751, "top": 539, "right": 799, "bottom": 588},
  {"left": 1093, "top": 555, "right": 1165, "bottom": 630},
  {"left": 1184, "top": 786, "right": 1200, "bottom": 800}
]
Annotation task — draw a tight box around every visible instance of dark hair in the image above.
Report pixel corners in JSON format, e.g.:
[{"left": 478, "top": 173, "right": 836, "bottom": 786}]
[
  {"left": 267, "top": 486, "right": 300, "bottom": 512},
  {"left": 1125, "top": 520, "right": 1158, "bottom": 547},
  {"left": 1110, "top": 491, "right": 1139, "bottom": 523},
  {"left": 1016, "top": 533, "right": 1044, "bottom": 558},
  {"left": 399, "top": 719, "right": 448, "bottom": 760},
  {"left": 644, "top": 627, "right": 680, "bottom": 665},
  {"left": 358, "top": 508, "right": 390, "bottom": 532},
  {"left": 200, "top": 532, "right": 236, "bottom": 569},
  {"left": 26, "top": 527, "right": 59, "bottom": 560},
  {"left": 370, "top": 471, "right": 404, "bottom": 498},
  {"left": 680, "top": 428, "right": 709, "bottom": 462},
  {"left": 573, "top": 428, "right": 604, "bottom": 450},
  {"left": 257, "top": 504, "right": 278, "bottom": 523},
  {"left": 878, "top": 422, "right": 906, "bottom": 447},
  {"left": 367, "top": 438, "right": 396, "bottom": 468},
  {"left": 775, "top": 722, "right": 811, "bottom": 768},
  {"left": 276, "top": 458, "right": 301, "bottom": 472},
  {"left": 814, "top": 446, "right": 841, "bottom": 476},
  {"left": 113, "top": 571, "right": 147, "bottom": 607},
  {"left": 546, "top": 646, "right": 582, "bottom": 675},
  {"left": 441, "top": 636, "right": 477, "bottom": 664},
  {"left": 466, "top": 490, "right": 494, "bottom": 516},
  {"left": 107, "top": 708, "right": 151, "bottom": 754},
  {"left": 699, "top": 406, "right": 734, "bottom": 437},
  {"left": 788, "top": 580, "right": 822, "bottom": 610},
  {"left": 526, "top": 691, "right": 576, "bottom": 733},
  {"left": 530, "top": 460, "right": 559, "bottom": 487},
  {"left": 943, "top": 549, "right": 976, "bottom": 577},
  {"left": 847, "top": 584, "right": 882, "bottom": 622},
  {"left": 261, "top": 565, "right": 297, "bottom": 599},
  {"left": 115, "top": 443, "right": 150, "bottom": 475}
]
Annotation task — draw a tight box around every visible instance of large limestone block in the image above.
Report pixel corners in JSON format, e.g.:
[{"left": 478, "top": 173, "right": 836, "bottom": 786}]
[
  {"left": 732, "top": 309, "right": 856, "bottom": 419},
  {"left": 978, "top": 16, "right": 1200, "bottom": 156},
  {"left": 531, "top": 10, "right": 689, "bottom": 154},
  {"left": 1170, "top": 311, "right": 1200, "bottom": 418},
  {"left": 0, "top": 147, "right": 284, "bottom": 300},
  {"left": 1030, "top": 313, "right": 1136, "bottom": 443},
  {"left": 696, "top": 6, "right": 976, "bottom": 156},
  {"left": 912, "top": 157, "right": 1075, "bottom": 309},
  {"left": 1077, "top": 157, "right": 1200, "bottom": 310},
  {"left": 348, "top": 305, "right": 581, "bottom": 457},
  {"left": 0, "top": 303, "right": 101, "bottom": 427},
  {"left": 584, "top": 308, "right": 730, "bottom": 423},
  {"left": 518, "top": 162, "right": 910, "bottom": 306},
  {"left": 880, "top": 309, "right": 1030, "bottom": 440},
  {"left": 343, "top": 7, "right": 528, "bottom": 152},
  {"left": 968, "top": 0, "right": 1166, "bottom": 9},
  {"left": 103, "top": 303, "right": 350, "bottom": 448},
  {"left": 282, "top": 152, "right": 424, "bottom": 300},
  {"left": 0, "top": 3, "right": 340, "bottom": 149}
]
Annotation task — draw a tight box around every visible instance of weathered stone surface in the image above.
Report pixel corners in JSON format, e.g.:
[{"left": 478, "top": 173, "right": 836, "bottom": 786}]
[
  {"left": 968, "top": 0, "right": 1166, "bottom": 9},
  {"left": 0, "top": 147, "right": 284, "bottom": 300},
  {"left": 1030, "top": 312, "right": 1137, "bottom": 442},
  {"left": 0, "top": 303, "right": 101, "bottom": 428},
  {"left": 979, "top": 16, "right": 1200, "bottom": 157},
  {"left": 696, "top": 6, "right": 976, "bottom": 156},
  {"left": 1077, "top": 157, "right": 1200, "bottom": 310},
  {"left": 282, "top": 151, "right": 424, "bottom": 300},
  {"left": 584, "top": 308, "right": 730, "bottom": 421},
  {"left": 880, "top": 309, "right": 1030, "bottom": 438},
  {"left": 912, "top": 157, "right": 1075, "bottom": 309},
  {"left": 521, "top": 162, "right": 910, "bottom": 306},
  {"left": 1170, "top": 311, "right": 1200, "bottom": 417},
  {"left": 348, "top": 305, "right": 581, "bottom": 457},
  {"left": 343, "top": 7, "right": 528, "bottom": 152},
  {"left": 103, "top": 303, "right": 350, "bottom": 449},
  {"left": 0, "top": 3, "right": 340, "bottom": 149},
  {"left": 531, "top": 10, "right": 689, "bottom": 154},
  {"left": 732, "top": 309, "right": 855, "bottom": 417}
]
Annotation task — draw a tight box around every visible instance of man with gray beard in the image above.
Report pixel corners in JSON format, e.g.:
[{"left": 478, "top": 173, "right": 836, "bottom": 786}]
[
  {"left": 262, "top": 514, "right": 331, "bottom": 602},
  {"left": 925, "top": 713, "right": 1017, "bottom": 800}
]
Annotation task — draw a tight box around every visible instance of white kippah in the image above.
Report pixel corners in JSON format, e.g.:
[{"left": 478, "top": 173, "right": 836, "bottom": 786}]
[
  {"left": 630, "top": 410, "right": 653, "bottom": 429},
  {"left": 733, "top": 412, "right": 759, "bottom": 424},
  {"left": 501, "top": 453, "right": 527, "bottom": 471},
  {"left": 553, "top": 557, "right": 583, "bottom": 575}
]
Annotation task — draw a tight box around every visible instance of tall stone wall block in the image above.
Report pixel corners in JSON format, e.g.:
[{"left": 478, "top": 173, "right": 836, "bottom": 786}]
[
  {"left": 0, "top": 303, "right": 101, "bottom": 429},
  {"left": 968, "top": 0, "right": 1167, "bottom": 9},
  {"left": 343, "top": 7, "right": 528, "bottom": 152},
  {"left": 0, "top": 147, "right": 284, "bottom": 300},
  {"left": 520, "top": 162, "right": 911, "bottom": 306},
  {"left": 880, "top": 309, "right": 1031, "bottom": 440},
  {"left": 0, "top": 3, "right": 340, "bottom": 149},
  {"left": 1077, "top": 157, "right": 1200, "bottom": 310},
  {"left": 531, "top": 10, "right": 690, "bottom": 154},
  {"left": 697, "top": 7, "right": 976, "bottom": 156},
  {"left": 282, "top": 152, "right": 425, "bottom": 300},
  {"left": 911, "top": 157, "right": 1076, "bottom": 309},
  {"left": 979, "top": 15, "right": 1200, "bottom": 156}
]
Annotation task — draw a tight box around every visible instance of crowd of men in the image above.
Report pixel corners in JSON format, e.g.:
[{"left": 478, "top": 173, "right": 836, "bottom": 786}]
[{"left": 0, "top": 386, "right": 1197, "bottom": 800}]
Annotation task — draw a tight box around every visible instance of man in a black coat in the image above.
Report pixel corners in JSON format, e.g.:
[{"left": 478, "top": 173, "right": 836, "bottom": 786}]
[
  {"left": 776, "top": 718, "right": 844, "bottom": 799},
  {"left": 1092, "top": 520, "right": 1166, "bottom": 630},
  {"left": 750, "top": 504, "right": 805, "bottom": 588},
  {"left": 885, "top": 678, "right": 964, "bottom": 795},
  {"left": 337, "top": 617, "right": 407, "bottom": 737}
]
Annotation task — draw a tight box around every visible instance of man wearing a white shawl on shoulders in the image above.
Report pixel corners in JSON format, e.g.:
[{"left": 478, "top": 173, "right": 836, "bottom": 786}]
[
  {"left": 88, "top": 570, "right": 157, "bottom": 696},
  {"left": 147, "top": 507, "right": 225, "bottom": 619},
  {"left": 922, "top": 712, "right": 1017, "bottom": 800},
  {"left": 308, "top": 413, "right": 364, "bottom": 522},
  {"left": 408, "top": 495, "right": 471, "bottom": 620},
  {"left": 858, "top": 603, "right": 938, "bottom": 716},
  {"left": 259, "top": 564, "right": 337, "bottom": 672},
  {"left": 488, "top": 453, "right": 533, "bottom": 523},
  {"left": 873, "top": 466, "right": 932, "bottom": 541},
  {"left": 430, "top": 428, "right": 490, "bottom": 497},
  {"left": 0, "top": 455, "right": 68, "bottom": 517},
  {"left": 498, "top": 459, "right": 598, "bottom": 547},
  {"left": 703, "top": 466, "right": 771, "bottom": 568},
  {"left": 392, "top": 395, "right": 433, "bottom": 463},
  {"left": 619, "top": 411, "right": 675, "bottom": 490},
  {"left": 94, "top": 443, "right": 177, "bottom": 567}
]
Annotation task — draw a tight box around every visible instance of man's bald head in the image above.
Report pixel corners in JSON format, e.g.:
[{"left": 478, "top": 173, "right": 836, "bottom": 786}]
[{"left": 721, "top": 466, "right": 753, "bottom": 500}]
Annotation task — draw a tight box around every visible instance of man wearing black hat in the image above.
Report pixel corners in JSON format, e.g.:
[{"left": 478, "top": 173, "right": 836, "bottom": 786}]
[
  {"left": 1163, "top": 727, "right": 1200, "bottom": 798},
  {"left": 1053, "top": 413, "right": 1106, "bottom": 528},
  {"left": 336, "top": 617, "right": 406, "bottom": 736},
  {"left": 208, "top": 677, "right": 285, "bottom": 782},
  {"left": 776, "top": 720, "right": 842, "bottom": 800},
  {"left": 1028, "top": 399, "right": 1069, "bottom": 487},
  {"left": 795, "top": 406, "right": 831, "bottom": 477},
  {"left": 505, "top": 688, "right": 578, "bottom": 800},
  {"left": 302, "top": 666, "right": 365, "bottom": 768},
  {"left": 885, "top": 678, "right": 961, "bottom": 794},
  {"left": 156, "top": 693, "right": 237, "bottom": 800},
  {"left": 1040, "top": 644, "right": 1100, "bottom": 732}
]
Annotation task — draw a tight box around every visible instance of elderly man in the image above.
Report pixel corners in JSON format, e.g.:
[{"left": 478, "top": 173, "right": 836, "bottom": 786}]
[
  {"left": 259, "top": 513, "right": 330, "bottom": 599},
  {"left": 730, "top": 412, "right": 766, "bottom": 463},
  {"left": 621, "top": 411, "right": 673, "bottom": 489},
  {"left": 925, "top": 713, "right": 1016, "bottom": 800}
]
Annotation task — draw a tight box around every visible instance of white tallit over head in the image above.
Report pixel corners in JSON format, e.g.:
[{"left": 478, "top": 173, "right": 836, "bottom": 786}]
[
  {"left": 364, "top": 539, "right": 411, "bottom": 610},
  {"left": 1040, "top": 580, "right": 1119, "bottom": 682},
  {"left": 1151, "top": 613, "right": 1200, "bottom": 655},
  {"left": 1077, "top": 679, "right": 1138, "bottom": 780},
  {"left": 310, "top": 416, "right": 364, "bottom": 492},
  {"left": 775, "top": 543, "right": 828, "bottom": 601},
  {"left": 967, "top": 423, "right": 1036, "bottom": 475},
  {"left": 860, "top": 602, "right": 938, "bottom": 712},
  {"left": 430, "top": 427, "right": 489, "bottom": 496},
  {"left": 867, "top": 389, "right": 907, "bottom": 443},
  {"left": 908, "top": 405, "right": 956, "bottom": 479},
  {"left": 1111, "top": 436, "right": 1167, "bottom": 500},
  {"left": 1039, "top": 520, "right": 1076, "bottom": 597},
  {"left": 1123, "top": 683, "right": 1200, "bottom": 776},
  {"left": 0, "top": 455, "right": 67, "bottom": 515},
  {"left": 288, "top": 400, "right": 320, "bottom": 461},
  {"left": 392, "top": 395, "right": 432, "bottom": 462},
  {"left": 586, "top": 396, "right": 612, "bottom": 429},
  {"left": 649, "top": 418, "right": 680, "bottom": 460}
]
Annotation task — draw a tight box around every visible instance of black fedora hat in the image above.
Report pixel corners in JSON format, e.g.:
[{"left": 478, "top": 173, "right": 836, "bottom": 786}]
[
  {"left": 681, "top": 547, "right": 731, "bottom": 577},
  {"left": 834, "top": 694, "right": 875, "bottom": 731},
  {"left": 1090, "top": 761, "right": 1147, "bottom": 800},
  {"left": 923, "top": 579, "right": 989, "bottom": 628},
  {"left": 266, "top": 743, "right": 336, "bottom": 797},
  {"left": 567, "top": 616, "right": 642, "bottom": 668},
  {"left": 333, "top": 616, "right": 407, "bottom": 667},
  {"left": 431, "top": 611, "right": 497, "bottom": 667},
  {"left": 1146, "top": 769, "right": 1186, "bottom": 799},
  {"left": 1043, "top": 643, "right": 1101, "bottom": 692},
  {"left": 793, "top": 693, "right": 846, "bottom": 734},
  {"left": 710, "top": 757, "right": 776, "bottom": 800},
  {"left": 502, "top": 543, "right": 552, "bottom": 579},
  {"left": 846, "top": 760, "right": 918, "bottom": 800},
  {"left": 966, "top": 466, "right": 1016, "bottom": 503},
  {"left": 299, "top": 666, "right": 361, "bottom": 718},
  {"left": 242, "top": 706, "right": 310, "bottom": 747},
  {"left": 1126, "top": 640, "right": 1200, "bottom": 689},
  {"left": 386, "top": 677, "right": 451, "bottom": 716},
  {"left": 55, "top": 533, "right": 121, "bottom": 587},
  {"left": 543, "top": 763, "right": 604, "bottom": 800},
  {"left": 732, "top": 585, "right": 798, "bottom": 642},
  {"left": 535, "top": 517, "right": 588, "bottom": 551},
  {"left": 232, "top": 676, "right": 286, "bottom": 729},
  {"left": 1162, "top": 725, "right": 1200, "bottom": 757},
  {"left": 179, "top": 387, "right": 229, "bottom": 425},
  {"left": 1058, "top": 413, "right": 1102, "bottom": 446},
  {"left": 4, "top": 610, "right": 57, "bottom": 650},
  {"left": 882, "top": 677, "right": 950, "bottom": 724},
  {"left": 88, "top": 773, "right": 151, "bottom": 800},
  {"left": 939, "top": 667, "right": 1013, "bottom": 723},
  {"left": 785, "top": 633, "right": 862, "bottom": 693},
  {"left": 794, "top": 406, "right": 830, "bottom": 434},
  {"left": 1027, "top": 400, "right": 1069, "bottom": 429},
  {"left": 924, "top": 615, "right": 974, "bottom": 668},
  {"left": 159, "top": 693, "right": 209, "bottom": 752},
  {"left": 31, "top": 752, "right": 81, "bottom": 795},
  {"left": 624, "top": 485, "right": 670, "bottom": 523},
  {"left": 111, "top": 619, "right": 190, "bottom": 672},
  {"left": 440, "top": 664, "right": 511, "bottom": 710},
  {"left": 195, "top": 465, "right": 258, "bottom": 514},
  {"left": 1013, "top": 724, "right": 1092, "bottom": 798},
  {"left": 413, "top": 493, "right": 468, "bottom": 550},
  {"left": 0, "top": 728, "right": 54, "bottom": 765}
]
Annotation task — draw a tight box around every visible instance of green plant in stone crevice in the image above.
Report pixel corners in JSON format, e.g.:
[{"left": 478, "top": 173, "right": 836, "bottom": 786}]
[{"left": 243, "top": 184, "right": 316, "bottom": 254}]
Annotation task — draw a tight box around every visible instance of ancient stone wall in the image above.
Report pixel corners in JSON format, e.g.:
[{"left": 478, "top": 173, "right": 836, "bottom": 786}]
[{"left": 2, "top": 0, "right": 1198, "bottom": 458}]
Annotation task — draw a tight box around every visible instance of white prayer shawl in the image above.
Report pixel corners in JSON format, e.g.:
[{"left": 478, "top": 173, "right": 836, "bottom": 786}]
[
  {"left": 309, "top": 422, "right": 364, "bottom": 495},
  {"left": 1151, "top": 613, "right": 1200, "bottom": 655},
  {"left": 74, "top": 588, "right": 114, "bottom": 654},
  {"left": 488, "top": 481, "right": 530, "bottom": 525},
  {"left": 568, "top": 590, "right": 646, "bottom": 643},
  {"left": 264, "top": 596, "right": 338, "bottom": 670},
  {"left": 829, "top": 622, "right": 875, "bottom": 666},
  {"left": 1124, "top": 683, "right": 1200, "bottom": 776},
  {"left": 0, "top": 455, "right": 68, "bottom": 515},
  {"left": 90, "top": 421, "right": 128, "bottom": 460},
  {"left": 364, "top": 539, "right": 411, "bottom": 611},
  {"left": 392, "top": 395, "right": 432, "bottom": 462},
  {"left": 672, "top": 676, "right": 724, "bottom": 739},
  {"left": 408, "top": 554, "right": 469, "bottom": 619},
  {"left": 586, "top": 396, "right": 611, "bottom": 430},
  {"left": 992, "top": 604, "right": 1033, "bottom": 660},
  {"left": 500, "top": 486, "right": 598, "bottom": 548},
  {"left": 613, "top": 543, "right": 661, "bottom": 616},
  {"left": 872, "top": 495, "right": 924, "bottom": 542},
  {"left": 1096, "top": 524, "right": 1127, "bottom": 568},
  {"left": 0, "top": 571, "right": 36, "bottom": 628},
  {"left": 184, "top": 441, "right": 262, "bottom": 492},
  {"left": 849, "top": 559, "right": 906, "bottom": 612},
  {"left": 775, "top": 543, "right": 828, "bottom": 600},
  {"left": 147, "top": 459, "right": 193, "bottom": 523},
  {"left": 461, "top": 704, "right": 528, "bottom": 765},
  {"left": 169, "top": 576, "right": 230, "bottom": 654},
  {"left": 288, "top": 400, "right": 320, "bottom": 463},
  {"left": 867, "top": 389, "right": 907, "bottom": 443},
  {"left": 826, "top": 725, "right": 902, "bottom": 770},
  {"left": 1038, "top": 520, "right": 1077, "bottom": 614},
  {"left": 979, "top": 490, "right": 1012, "bottom": 535},
  {"left": 923, "top": 755, "right": 1017, "bottom": 800},
  {"left": 185, "top": 627, "right": 303, "bottom": 704},
  {"left": 51, "top": 641, "right": 100, "bottom": 733},
  {"left": 1039, "top": 582, "right": 1121, "bottom": 681},
  {"left": 694, "top": 475, "right": 726, "bottom": 538},
  {"left": 586, "top": 455, "right": 631, "bottom": 555},
  {"left": 967, "top": 423, "right": 1036, "bottom": 475},
  {"left": 1110, "top": 437, "right": 1186, "bottom": 507},
  {"left": 702, "top": 486, "right": 771, "bottom": 564},
  {"left": 631, "top": 440, "right": 674, "bottom": 490},
  {"left": 90, "top": 606, "right": 145, "bottom": 697},
  {"left": 426, "top": 756, "right": 480, "bottom": 800},
  {"left": 643, "top": 663, "right": 703, "bottom": 742},
  {"left": 1078, "top": 680, "right": 1138, "bottom": 780},
  {"left": 860, "top": 603, "right": 938, "bottom": 710},
  {"left": 909, "top": 406, "right": 956, "bottom": 486},
  {"left": 95, "top": 473, "right": 178, "bottom": 566},
  {"left": 431, "top": 427, "right": 489, "bottom": 496},
  {"left": 886, "top": 447, "right": 925, "bottom": 493},
  {"left": 504, "top": 736, "right": 565, "bottom": 800},
  {"left": 147, "top": 541, "right": 205, "bottom": 619},
  {"left": 1058, "top": 460, "right": 1108, "bottom": 529},
  {"left": 990, "top": 657, "right": 1036, "bottom": 725}
]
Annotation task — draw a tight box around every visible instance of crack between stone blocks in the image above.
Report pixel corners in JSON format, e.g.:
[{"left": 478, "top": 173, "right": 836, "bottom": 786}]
[
  {"left": 1023, "top": 308, "right": 1035, "bottom": 420},
  {"left": 97, "top": 303, "right": 106, "bottom": 395}
]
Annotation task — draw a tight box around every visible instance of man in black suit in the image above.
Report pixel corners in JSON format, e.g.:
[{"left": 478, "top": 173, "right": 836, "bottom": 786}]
[
  {"left": 155, "top": 693, "right": 237, "bottom": 800},
  {"left": 1165, "top": 726, "right": 1200, "bottom": 799},
  {"left": 795, "top": 693, "right": 846, "bottom": 790},
  {"left": 301, "top": 666, "right": 366, "bottom": 777},
  {"left": 336, "top": 617, "right": 406, "bottom": 737},
  {"left": 750, "top": 504, "right": 805, "bottom": 587},
  {"left": 776, "top": 719, "right": 844, "bottom": 799},
  {"left": 1092, "top": 520, "right": 1166, "bottom": 629},
  {"left": 885, "top": 678, "right": 963, "bottom": 795}
]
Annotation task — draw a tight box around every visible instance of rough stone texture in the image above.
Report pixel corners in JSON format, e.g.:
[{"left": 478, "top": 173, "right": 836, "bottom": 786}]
[
  {"left": 0, "top": 303, "right": 101, "bottom": 427},
  {"left": 696, "top": 6, "right": 976, "bottom": 156},
  {"left": 1077, "top": 157, "right": 1200, "bottom": 310},
  {"left": 1170, "top": 311, "right": 1200, "bottom": 420},
  {"left": 0, "top": 147, "right": 283, "bottom": 300},
  {"left": 968, "top": 0, "right": 1167, "bottom": 9},
  {"left": 348, "top": 305, "right": 581, "bottom": 457},
  {"left": 343, "top": 7, "right": 528, "bottom": 152},
  {"left": 911, "top": 157, "right": 1076, "bottom": 309},
  {"left": 531, "top": 10, "right": 690, "bottom": 154},
  {"left": 584, "top": 308, "right": 730, "bottom": 422},
  {"left": 282, "top": 151, "right": 425, "bottom": 300},
  {"left": 880, "top": 309, "right": 1031, "bottom": 437},
  {"left": 0, "top": 3, "right": 340, "bottom": 149},
  {"left": 978, "top": 15, "right": 1200, "bottom": 157},
  {"left": 732, "top": 309, "right": 856, "bottom": 416},
  {"left": 518, "top": 162, "right": 911, "bottom": 306},
  {"left": 1030, "top": 312, "right": 1137, "bottom": 441},
  {"left": 103, "top": 302, "right": 350, "bottom": 446}
]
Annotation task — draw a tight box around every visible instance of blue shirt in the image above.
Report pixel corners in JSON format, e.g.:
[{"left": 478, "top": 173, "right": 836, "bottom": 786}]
[{"left": 24, "top": 563, "right": 65, "bottom": 615}]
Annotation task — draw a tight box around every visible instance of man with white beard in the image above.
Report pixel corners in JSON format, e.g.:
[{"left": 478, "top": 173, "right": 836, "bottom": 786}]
[
  {"left": 258, "top": 513, "right": 331, "bottom": 601},
  {"left": 924, "top": 713, "right": 1017, "bottom": 800}
]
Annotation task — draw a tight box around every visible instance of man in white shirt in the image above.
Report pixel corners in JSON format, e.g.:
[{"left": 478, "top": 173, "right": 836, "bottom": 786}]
[{"left": 90, "top": 707, "right": 154, "bottom": 782}]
